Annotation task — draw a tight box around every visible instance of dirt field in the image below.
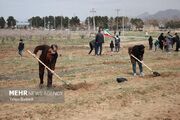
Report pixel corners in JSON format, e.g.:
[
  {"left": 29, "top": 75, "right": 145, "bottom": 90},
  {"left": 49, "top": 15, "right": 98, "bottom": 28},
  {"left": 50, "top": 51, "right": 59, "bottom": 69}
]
[{"left": 0, "top": 30, "right": 180, "bottom": 120}]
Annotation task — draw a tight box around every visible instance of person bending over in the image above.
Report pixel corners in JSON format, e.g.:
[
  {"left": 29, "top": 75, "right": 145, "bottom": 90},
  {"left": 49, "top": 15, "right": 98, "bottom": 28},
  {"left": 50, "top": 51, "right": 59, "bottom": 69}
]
[{"left": 33, "top": 44, "right": 58, "bottom": 88}]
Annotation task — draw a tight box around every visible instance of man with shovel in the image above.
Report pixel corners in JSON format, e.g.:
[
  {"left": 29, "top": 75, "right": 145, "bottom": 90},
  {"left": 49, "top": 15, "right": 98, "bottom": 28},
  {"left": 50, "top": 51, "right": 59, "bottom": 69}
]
[
  {"left": 33, "top": 44, "right": 58, "bottom": 88},
  {"left": 128, "top": 44, "right": 145, "bottom": 76}
]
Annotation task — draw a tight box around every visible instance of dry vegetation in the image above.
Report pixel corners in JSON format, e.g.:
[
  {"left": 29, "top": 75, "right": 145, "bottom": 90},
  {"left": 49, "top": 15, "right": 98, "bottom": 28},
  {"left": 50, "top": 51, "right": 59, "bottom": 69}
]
[{"left": 0, "top": 29, "right": 180, "bottom": 120}]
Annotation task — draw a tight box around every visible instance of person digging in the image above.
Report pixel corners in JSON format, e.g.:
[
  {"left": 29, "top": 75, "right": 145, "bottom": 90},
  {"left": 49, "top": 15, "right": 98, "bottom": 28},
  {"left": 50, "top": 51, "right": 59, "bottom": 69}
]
[
  {"left": 128, "top": 44, "right": 145, "bottom": 77},
  {"left": 33, "top": 44, "right": 58, "bottom": 88}
]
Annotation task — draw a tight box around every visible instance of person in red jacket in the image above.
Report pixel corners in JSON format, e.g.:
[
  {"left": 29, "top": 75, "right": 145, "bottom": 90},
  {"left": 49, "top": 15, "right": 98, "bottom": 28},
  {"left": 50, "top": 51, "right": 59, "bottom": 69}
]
[{"left": 33, "top": 44, "right": 58, "bottom": 88}]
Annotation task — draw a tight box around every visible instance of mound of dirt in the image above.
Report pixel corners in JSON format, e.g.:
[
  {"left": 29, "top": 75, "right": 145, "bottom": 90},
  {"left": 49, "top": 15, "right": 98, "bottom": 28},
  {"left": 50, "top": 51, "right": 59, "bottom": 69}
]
[{"left": 62, "top": 82, "right": 93, "bottom": 91}]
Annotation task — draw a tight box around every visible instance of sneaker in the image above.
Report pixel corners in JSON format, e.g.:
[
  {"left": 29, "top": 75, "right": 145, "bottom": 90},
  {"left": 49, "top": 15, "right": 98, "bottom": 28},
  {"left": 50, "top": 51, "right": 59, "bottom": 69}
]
[
  {"left": 133, "top": 73, "right": 137, "bottom": 76},
  {"left": 140, "top": 72, "right": 144, "bottom": 77}
]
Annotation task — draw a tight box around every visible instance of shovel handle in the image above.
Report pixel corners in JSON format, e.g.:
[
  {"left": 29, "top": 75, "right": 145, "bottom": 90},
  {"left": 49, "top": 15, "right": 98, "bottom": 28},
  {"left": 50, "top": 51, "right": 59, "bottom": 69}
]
[
  {"left": 131, "top": 54, "right": 153, "bottom": 72},
  {"left": 27, "top": 50, "right": 68, "bottom": 85}
]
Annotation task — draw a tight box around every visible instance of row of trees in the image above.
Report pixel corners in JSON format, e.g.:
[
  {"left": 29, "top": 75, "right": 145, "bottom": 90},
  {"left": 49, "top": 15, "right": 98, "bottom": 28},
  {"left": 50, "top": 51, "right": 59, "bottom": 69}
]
[
  {"left": 27, "top": 16, "right": 180, "bottom": 30},
  {"left": 1, "top": 16, "right": 180, "bottom": 30},
  {"left": 28, "top": 16, "right": 80, "bottom": 29},
  {"left": 85, "top": 16, "right": 131, "bottom": 30},
  {"left": 165, "top": 20, "right": 180, "bottom": 29},
  {"left": 0, "top": 16, "right": 16, "bottom": 28}
]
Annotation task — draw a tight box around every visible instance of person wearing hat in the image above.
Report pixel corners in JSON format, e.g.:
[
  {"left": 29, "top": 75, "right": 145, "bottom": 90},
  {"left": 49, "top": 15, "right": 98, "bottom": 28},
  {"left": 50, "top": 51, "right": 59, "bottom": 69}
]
[
  {"left": 18, "top": 39, "right": 24, "bottom": 57},
  {"left": 128, "top": 44, "right": 145, "bottom": 76}
]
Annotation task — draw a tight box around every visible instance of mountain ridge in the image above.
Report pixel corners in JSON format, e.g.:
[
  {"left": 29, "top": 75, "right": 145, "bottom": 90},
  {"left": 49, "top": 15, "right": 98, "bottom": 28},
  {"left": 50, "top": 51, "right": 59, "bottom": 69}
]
[{"left": 138, "top": 9, "right": 180, "bottom": 20}]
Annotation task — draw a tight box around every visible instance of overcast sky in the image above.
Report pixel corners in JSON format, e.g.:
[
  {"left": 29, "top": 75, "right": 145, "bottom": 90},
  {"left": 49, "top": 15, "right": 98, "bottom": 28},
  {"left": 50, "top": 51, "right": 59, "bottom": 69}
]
[{"left": 0, "top": 0, "right": 180, "bottom": 21}]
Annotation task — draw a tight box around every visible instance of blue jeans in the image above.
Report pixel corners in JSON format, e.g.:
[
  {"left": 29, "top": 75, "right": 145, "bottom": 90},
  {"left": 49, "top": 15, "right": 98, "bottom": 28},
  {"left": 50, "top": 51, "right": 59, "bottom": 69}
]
[
  {"left": 132, "top": 62, "right": 143, "bottom": 73},
  {"left": 95, "top": 43, "right": 102, "bottom": 55}
]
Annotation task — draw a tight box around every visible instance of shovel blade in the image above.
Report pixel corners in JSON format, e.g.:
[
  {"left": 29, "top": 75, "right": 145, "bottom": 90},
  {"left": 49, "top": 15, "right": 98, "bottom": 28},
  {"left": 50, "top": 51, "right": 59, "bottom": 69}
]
[{"left": 153, "top": 72, "right": 160, "bottom": 77}]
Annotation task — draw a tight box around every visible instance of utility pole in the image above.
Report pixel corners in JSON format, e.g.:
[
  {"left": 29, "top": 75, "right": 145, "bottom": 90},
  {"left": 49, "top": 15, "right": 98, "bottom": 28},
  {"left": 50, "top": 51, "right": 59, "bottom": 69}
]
[
  {"left": 68, "top": 18, "right": 70, "bottom": 29},
  {"left": 30, "top": 19, "right": 32, "bottom": 29},
  {"left": 54, "top": 16, "right": 56, "bottom": 29},
  {"left": 122, "top": 10, "right": 125, "bottom": 38},
  {"left": 115, "top": 9, "right": 120, "bottom": 31},
  {"left": 90, "top": 8, "right": 96, "bottom": 31},
  {"left": 61, "top": 15, "right": 63, "bottom": 30},
  {"left": 88, "top": 17, "right": 90, "bottom": 31},
  {"left": 44, "top": 17, "right": 46, "bottom": 29}
]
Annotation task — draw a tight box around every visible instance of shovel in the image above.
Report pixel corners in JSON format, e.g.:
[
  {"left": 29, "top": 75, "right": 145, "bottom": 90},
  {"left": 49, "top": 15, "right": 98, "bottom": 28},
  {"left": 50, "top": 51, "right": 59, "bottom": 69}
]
[
  {"left": 131, "top": 54, "right": 160, "bottom": 77},
  {"left": 27, "top": 50, "right": 77, "bottom": 90}
]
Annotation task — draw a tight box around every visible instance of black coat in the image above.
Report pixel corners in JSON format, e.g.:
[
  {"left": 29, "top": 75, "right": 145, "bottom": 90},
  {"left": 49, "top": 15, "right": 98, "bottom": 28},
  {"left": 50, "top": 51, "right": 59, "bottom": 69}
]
[
  {"left": 115, "top": 37, "right": 120, "bottom": 45},
  {"left": 158, "top": 35, "right": 164, "bottom": 43},
  {"left": 128, "top": 45, "right": 145, "bottom": 63},
  {"left": 95, "top": 32, "right": 104, "bottom": 44},
  {"left": 18, "top": 42, "right": 24, "bottom": 51},
  {"left": 110, "top": 42, "right": 114, "bottom": 48},
  {"left": 175, "top": 35, "right": 180, "bottom": 49},
  {"left": 148, "top": 37, "right": 153, "bottom": 45}
]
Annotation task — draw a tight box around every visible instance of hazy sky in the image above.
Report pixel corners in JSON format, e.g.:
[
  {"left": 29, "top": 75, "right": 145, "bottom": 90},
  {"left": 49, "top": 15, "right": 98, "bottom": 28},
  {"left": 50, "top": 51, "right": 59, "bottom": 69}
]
[{"left": 0, "top": 0, "right": 180, "bottom": 21}]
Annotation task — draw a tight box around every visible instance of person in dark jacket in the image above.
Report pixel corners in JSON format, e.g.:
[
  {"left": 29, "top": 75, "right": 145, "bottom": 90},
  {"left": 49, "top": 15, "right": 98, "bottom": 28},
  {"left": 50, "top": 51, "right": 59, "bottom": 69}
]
[
  {"left": 167, "top": 31, "right": 173, "bottom": 48},
  {"left": 33, "top": 44, "right": 58, "bottom": 88},
  {"left": 163, "top": 36, "right": 169, "bottom": 52},
  {"left": 148, "top": 36, "right": 153, "bottom": 50},
  {"left": 110, "top": 40, "right": 114, "bottom": 52},
  {"left": 158, "top": 33, "right": 165, "bottom": 50},
  {"left": 128, "top": 45, "right": 145, "bottom": 76},
  {"left": 114, "top": 35, "right": 120, "bottom": 52},
  {"left": 88, "top": 40, "right": 95, "bottom": 54},
  {"left": 174, "top": 33, "right": 180, "bottom": 51},
  {"left": 18, "top": 39, "right": 24, "bottom": 57},
  {"left": 95, "top": 27, "right": 104, "bottom": 56},
  {"left": 154, "top": 39, "right": 159, "bottom": 52}
]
